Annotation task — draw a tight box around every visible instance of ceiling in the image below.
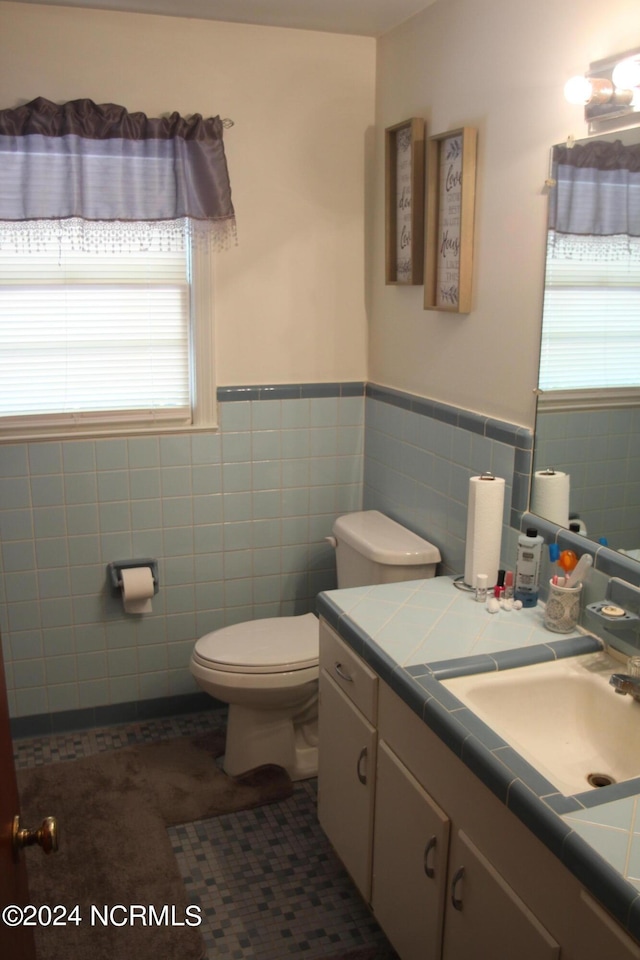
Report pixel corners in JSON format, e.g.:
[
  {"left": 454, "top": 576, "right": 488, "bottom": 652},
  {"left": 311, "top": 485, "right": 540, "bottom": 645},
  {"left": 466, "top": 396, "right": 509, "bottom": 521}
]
[{"left": 8, "top": 0, "right": 438, "bottom": 37}]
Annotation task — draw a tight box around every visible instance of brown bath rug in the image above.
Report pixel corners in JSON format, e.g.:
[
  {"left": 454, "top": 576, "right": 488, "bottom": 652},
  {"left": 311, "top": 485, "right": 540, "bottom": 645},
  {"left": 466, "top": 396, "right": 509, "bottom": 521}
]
[
  {"left": 135, "top": 730, "right": 293, "bottom": 825},
  {"left": 17, "top": 733, "right": 293, "bottom": 960}
]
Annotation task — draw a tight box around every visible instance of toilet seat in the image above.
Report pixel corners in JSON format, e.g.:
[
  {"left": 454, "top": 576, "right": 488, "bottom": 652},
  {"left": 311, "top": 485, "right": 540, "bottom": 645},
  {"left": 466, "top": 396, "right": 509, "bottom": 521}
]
[{"left": 193, "top": 612, "right": 318, "bottom": 674}]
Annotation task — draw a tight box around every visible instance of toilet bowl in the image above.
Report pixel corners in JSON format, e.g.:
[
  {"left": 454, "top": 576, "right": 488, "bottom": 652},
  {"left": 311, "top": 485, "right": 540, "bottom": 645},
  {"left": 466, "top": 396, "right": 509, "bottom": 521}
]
[
  {"left": 189, "top": 510, "right": 441, "bottom": 781},
  {"left": 190, "top": 612, "right": 320, "bottom": 781}
]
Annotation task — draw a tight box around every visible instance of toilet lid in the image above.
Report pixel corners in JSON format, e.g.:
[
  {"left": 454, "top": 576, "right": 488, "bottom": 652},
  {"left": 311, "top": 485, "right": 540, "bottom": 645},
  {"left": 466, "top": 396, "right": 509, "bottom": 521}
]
[{"left": 194, "top": 612, "right": 319, "bottom": 674}]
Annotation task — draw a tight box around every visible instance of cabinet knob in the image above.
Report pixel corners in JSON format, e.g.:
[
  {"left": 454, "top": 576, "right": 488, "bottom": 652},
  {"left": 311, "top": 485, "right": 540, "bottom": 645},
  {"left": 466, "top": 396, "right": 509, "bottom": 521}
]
[
  {"left": 424, "top": 835, "right": 437, "bottom": 878},
  {"left": 450, "top": 866, "right": 464, "bottom": 910},
  {"left": 356, "top": 747, "right": 368, "bottom": 784}
]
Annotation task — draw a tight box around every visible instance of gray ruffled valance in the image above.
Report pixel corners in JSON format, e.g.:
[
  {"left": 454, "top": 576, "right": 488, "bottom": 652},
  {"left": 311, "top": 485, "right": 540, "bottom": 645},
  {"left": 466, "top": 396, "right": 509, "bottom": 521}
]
[
  {"left": 548, "top": 139, "right": 640, "bottom": 261},
  {"left": 0, "top": 97, "right": 236, "bottom": 251}
]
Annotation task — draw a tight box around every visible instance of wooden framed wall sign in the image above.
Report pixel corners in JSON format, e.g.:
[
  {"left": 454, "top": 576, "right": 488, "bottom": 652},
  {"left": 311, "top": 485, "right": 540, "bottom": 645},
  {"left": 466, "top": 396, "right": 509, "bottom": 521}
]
[
  {"left": 424, "top": 127, "right": 477, "bottom": 313},
  {"left": 385, "top": 118, "right": 425, "bottom": 285}
]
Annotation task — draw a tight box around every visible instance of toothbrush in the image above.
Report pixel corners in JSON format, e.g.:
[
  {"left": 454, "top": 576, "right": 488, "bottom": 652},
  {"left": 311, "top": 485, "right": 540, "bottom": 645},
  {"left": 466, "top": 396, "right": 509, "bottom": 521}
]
[{"left": 565, "top": 553, "right": 593, "bottom": 590}]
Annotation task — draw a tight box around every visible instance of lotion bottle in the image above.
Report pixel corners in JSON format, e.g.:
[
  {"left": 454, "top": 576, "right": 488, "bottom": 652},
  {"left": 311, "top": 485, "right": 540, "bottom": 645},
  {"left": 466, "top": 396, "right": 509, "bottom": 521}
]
[{"left": 514, "top": 527, "right": 544, "bottom": 607}]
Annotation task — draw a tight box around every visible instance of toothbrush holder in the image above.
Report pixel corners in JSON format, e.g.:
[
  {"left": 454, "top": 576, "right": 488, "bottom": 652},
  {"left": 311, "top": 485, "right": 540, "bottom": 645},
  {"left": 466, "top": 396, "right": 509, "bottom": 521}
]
[{"left": 544, "top": 578, "right": 582, "bottom": 633}]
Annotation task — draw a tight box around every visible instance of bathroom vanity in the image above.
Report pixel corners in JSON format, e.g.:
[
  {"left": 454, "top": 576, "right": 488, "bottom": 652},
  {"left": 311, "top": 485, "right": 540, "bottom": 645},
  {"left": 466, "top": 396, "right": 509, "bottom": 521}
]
[{"left": 317, "top": 577, "right": 640, "bottom": 960}]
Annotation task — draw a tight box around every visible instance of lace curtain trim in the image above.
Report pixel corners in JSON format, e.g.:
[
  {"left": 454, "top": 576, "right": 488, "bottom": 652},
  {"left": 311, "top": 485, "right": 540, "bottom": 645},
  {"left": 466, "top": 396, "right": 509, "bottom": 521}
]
[
  {"left": 0, "top": 217, "right": 237, "bottom": 254},
  {"left": 547, "top": 230, "right": 640, "bottom": 262}
]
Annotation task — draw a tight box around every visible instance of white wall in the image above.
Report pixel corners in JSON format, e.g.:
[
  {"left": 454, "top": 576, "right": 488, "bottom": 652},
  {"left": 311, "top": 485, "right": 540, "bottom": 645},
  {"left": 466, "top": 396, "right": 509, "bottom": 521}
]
[
  {"left": 3, "top": 0, "right": 640, "bottom": 429},
  {"left": 371, "top": 0, "right": 640, "bottom": 429},
  {"left": 0, "top": 1, "right": 375, "bottom": 386}
]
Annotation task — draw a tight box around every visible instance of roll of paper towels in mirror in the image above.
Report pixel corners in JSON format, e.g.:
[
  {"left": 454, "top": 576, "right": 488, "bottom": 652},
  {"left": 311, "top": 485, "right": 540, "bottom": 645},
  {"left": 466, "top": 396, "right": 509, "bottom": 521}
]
[
  {"left": 531, "top": 470, "right": 570, "bottom": 527},
  {"left": 121, "top": 567, "right": 154, "bottom": 614},
  {"left": 464, "top": 475, "right": 505, "bottom": 589}
]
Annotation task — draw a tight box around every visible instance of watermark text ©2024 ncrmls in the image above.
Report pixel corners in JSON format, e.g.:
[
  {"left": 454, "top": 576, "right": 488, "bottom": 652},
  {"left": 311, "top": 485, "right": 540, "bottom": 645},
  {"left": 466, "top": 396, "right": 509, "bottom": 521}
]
[{"left": 1, "top": 904, "right": 202, "bottom": 927}]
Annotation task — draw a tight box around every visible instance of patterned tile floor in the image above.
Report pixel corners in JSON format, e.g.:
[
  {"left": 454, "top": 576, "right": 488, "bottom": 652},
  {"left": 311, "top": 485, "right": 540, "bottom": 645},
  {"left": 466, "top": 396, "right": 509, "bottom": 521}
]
[
  {"left": 14, "top": 710, "right": 398, "bottom": 960},
  {"left": 13, "top": 710, "right": 224, "bottom": 769}
]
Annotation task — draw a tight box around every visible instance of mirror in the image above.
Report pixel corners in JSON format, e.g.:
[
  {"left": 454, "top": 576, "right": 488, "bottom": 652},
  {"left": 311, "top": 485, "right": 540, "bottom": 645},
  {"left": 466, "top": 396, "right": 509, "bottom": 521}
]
[{"left": 532, "top": 127, "right": 640, "bottom": 558}]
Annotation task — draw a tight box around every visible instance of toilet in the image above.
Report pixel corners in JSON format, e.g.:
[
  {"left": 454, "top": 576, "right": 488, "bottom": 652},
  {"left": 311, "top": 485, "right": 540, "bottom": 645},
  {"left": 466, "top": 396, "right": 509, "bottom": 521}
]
[{"left": 189, "top": 510, "right": 441, "bottom": 781}]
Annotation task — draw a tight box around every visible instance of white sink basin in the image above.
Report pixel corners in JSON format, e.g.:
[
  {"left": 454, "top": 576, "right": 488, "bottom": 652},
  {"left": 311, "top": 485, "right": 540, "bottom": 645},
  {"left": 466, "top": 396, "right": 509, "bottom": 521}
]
[{"left": 442, "top": 651, "right": 640, "bottom": 796}]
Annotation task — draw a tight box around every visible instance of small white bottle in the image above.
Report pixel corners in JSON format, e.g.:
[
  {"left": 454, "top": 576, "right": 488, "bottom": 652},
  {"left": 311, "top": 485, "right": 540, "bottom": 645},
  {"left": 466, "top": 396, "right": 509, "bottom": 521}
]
[
  {"left": 514, "top": 528, "right": 544, "bottom": 607},
  {"left": 475, "top": 573, "right": 488, "bottom": 603}
]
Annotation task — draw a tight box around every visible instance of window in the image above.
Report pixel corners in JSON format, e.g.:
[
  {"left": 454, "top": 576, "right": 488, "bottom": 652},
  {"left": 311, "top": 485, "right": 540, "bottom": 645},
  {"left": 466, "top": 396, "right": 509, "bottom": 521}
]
[
  {"left": 0, "top": 97, "right": 235, "bottom": 439},
  {"left": 538, "top": 238, "right": 640, "bottom": 403},
  {"left": 0, "top": 224, "right": 215, "bottom": 439},
  {"left": 540, "top": 137, "right": 640, "bottom": 408}
]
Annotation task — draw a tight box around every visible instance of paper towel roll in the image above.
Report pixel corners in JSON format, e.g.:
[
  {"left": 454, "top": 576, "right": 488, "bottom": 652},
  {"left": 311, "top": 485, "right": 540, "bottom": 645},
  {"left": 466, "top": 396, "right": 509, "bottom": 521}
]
[
  {"left": 464, "top": 475, "right": 505, "bottom": 589},
  {"left": 121, "top": 566, "right": 154, "bottom": 614},
  {"left": 531, "top": 469, "right": 570, "bottom": 528}
]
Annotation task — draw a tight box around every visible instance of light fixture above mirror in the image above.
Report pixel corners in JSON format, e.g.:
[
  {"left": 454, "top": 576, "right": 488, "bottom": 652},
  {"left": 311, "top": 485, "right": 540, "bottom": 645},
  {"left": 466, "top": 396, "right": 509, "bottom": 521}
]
[{"left": 564, "top": 48, "right": 640, "bottom": 129}]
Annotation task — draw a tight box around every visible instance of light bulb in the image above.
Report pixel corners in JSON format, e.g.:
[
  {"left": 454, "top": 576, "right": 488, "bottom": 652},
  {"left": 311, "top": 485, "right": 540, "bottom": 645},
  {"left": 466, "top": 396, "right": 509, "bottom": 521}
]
[
  {"left": 564, "top": 75, "right": 593, "bottom": 105},
  {"left": 612, "top": 55, "right": 640, "bottom": 91}
]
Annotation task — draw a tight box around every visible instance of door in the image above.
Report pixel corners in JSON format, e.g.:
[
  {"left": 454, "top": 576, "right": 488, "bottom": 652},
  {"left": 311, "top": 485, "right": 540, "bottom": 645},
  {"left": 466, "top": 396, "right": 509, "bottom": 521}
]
[
  {"left": 372, "top": 740, "right": 450, "bottom": 960},
  {"left": 0, "top": 641, "right": 37, "bottom": 960},
  {"left": 317, "top": 668, "right": 377, "bottom": 901},
  {"left": 442, "top": 830, "right": 560, "bottom": 960}
]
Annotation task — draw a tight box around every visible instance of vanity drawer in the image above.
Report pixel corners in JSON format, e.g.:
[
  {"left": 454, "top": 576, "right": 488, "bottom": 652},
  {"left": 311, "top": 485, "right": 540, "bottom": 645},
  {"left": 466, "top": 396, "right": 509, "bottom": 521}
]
[{"left": 320, "top": 619, "right": 378, "bottom": 723}]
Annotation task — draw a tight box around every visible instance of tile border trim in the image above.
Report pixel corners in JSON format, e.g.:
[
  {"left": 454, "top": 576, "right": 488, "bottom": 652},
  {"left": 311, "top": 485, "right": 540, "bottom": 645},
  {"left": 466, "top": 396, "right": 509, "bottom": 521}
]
[
  {"left": 217, "top": 382, "right": 366, "bottom": 402},
  {"left": 217, "top": 381, "right": 534, "bottom": 523},
  {"left": 365, "top": 383, "right": 533, "bottom": 451},
  {"left": 11, "top": 691, "right": 220, "bottom": 739},
  {"left": 216, "top": 382, "right": 533, "bottom": 453},
  {"left": 365, "top": 382, "right": 533, "bottom": 523}
]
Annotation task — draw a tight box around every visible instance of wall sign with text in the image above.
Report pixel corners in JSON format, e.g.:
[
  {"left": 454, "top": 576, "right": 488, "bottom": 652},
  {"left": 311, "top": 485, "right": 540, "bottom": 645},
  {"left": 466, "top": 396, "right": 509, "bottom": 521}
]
[
  {"left": 424, "top": 127, "right": 477, "bottom": 313},
  {"left": 385, "top": 118, "right": 425, "bottom": 285}
]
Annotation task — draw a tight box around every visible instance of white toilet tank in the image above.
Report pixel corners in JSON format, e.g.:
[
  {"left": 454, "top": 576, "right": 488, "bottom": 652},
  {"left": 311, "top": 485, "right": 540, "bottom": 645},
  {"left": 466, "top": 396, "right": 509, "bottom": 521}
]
[{"left": 332, "top": 510, "right": 441, "bottom": 588}]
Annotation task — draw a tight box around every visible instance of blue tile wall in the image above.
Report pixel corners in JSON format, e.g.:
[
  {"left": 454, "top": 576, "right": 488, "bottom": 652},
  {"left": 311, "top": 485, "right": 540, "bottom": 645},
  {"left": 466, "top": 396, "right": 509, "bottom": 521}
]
[
  {"left": 535, "top": 407, "right": 640, "bottom": 552},
  {"left": 0, "top": 387, "right": 365, "bottom": 727},
  {"left": 363, "top": 385, "right": 532, "bottom": 578},
  {"left": 0, "top": 380, "right": 531, "bottom": 731}
]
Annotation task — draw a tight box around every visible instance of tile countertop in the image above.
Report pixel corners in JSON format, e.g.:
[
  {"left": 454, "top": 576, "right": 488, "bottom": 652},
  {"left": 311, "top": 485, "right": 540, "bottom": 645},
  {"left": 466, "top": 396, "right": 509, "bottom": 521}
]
[{"left": 316, "top": 575, "right": 640, "bottom": 943}]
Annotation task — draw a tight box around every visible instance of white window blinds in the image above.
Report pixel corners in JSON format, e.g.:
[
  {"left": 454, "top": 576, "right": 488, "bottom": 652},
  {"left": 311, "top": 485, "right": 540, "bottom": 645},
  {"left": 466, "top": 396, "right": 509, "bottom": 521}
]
[
  {"left": 0, "top": 231, "right": 192, "bottom": 431},
  {"left": 539, "top": 237, "right": 640, "bottom": 393}
]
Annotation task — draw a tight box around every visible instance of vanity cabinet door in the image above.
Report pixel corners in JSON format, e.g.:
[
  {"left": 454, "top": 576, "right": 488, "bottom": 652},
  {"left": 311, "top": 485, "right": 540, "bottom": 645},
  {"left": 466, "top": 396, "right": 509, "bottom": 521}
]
[
  {"left": 442, "top": 830, "right": 560, "bottom": 960},
  {"left": 371, "top": 740, "right": 450, "bottom": 960},
  {"left": 317, "top": 668, "right": 377, "bottom": 902}
]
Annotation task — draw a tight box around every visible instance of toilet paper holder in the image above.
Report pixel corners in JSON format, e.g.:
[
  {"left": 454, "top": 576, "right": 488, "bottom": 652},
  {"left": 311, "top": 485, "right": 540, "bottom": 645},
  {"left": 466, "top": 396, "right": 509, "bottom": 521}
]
[{"left": 107, "top": 559, "right": 159, "bottom": 595}]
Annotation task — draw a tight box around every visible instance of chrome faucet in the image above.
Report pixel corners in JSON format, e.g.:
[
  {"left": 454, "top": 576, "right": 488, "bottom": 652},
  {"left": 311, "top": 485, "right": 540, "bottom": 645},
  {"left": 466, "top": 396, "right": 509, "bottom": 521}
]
[{"left": 609, "top": 673, "right": 640, "bottom": 702}]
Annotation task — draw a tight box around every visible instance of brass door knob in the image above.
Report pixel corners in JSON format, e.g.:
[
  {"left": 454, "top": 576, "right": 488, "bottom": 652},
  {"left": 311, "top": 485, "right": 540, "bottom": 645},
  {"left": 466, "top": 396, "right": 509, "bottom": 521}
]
[{"left": 13, "top": 815, "right": 59, "bottom": 855}]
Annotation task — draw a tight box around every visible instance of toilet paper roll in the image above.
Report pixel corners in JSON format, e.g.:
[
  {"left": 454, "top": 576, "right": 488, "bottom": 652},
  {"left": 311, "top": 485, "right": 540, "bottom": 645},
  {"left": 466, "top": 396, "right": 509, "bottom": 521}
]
[
  {"left": 531, "top": 469, "right": 570, "bottom": 528},
  {"left": 464, "top": 475, "right": 505, "bottom": 589},
  {"left": 121, "top": 567, "right": 154, "bottom": 614}
]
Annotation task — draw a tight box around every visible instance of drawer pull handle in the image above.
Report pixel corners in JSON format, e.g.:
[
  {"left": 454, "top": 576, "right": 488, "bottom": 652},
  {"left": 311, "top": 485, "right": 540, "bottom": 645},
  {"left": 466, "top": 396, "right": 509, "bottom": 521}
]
[
  {"left": 356, "top": 747, "right": 368, "bottom": 785},
  {"left": 334, "top": 662, "right": 354, "bottom": 683},
  {"left": 451, "top": 866, "right": 464, "bottom": 910},
  {"left": 424, "top": 836, "right": 437, "bottom": 878}
]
